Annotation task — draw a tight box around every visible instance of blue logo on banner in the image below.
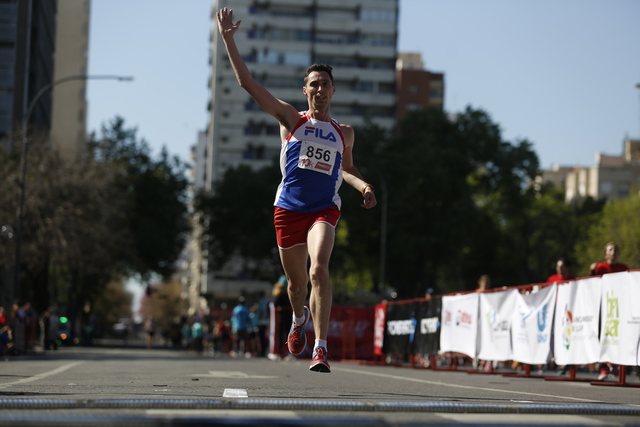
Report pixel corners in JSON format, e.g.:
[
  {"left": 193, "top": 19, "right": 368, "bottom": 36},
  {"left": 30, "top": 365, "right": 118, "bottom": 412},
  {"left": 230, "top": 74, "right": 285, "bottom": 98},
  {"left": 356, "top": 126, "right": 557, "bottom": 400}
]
[
  {"left": 410, "top": 312, "right": 417, "bottom": 343},
  {"left": 537, "top": 304, "right": 548, "bottom": 332}
]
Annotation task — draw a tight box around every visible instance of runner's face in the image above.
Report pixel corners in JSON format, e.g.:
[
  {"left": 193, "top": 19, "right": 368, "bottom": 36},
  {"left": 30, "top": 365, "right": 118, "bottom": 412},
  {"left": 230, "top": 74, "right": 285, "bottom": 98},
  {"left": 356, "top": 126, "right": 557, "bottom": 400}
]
[{"left": 303, "top": 71, "right": 335, "bottom": 109}]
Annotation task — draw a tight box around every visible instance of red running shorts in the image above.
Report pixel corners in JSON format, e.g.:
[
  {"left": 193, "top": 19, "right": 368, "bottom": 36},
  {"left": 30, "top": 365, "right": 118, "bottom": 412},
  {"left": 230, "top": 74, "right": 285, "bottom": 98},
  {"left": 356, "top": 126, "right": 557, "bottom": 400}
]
[{"left": 274, "top": 205, "right": 341, "bottom": 249}]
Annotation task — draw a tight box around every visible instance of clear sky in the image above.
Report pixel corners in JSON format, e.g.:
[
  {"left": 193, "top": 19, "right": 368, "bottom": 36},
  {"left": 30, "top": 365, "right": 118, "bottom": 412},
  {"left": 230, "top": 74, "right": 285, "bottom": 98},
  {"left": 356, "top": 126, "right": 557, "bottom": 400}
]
[{"left": 87, "top": 0, "right": 640, "bottom": 172}]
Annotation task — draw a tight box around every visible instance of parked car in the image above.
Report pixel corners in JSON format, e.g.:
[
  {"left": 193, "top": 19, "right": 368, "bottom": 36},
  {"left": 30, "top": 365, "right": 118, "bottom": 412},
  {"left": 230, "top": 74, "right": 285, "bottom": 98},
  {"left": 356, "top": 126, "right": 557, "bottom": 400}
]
[{"left": 112, "top": 318, "right": 132, "bottom": 338}]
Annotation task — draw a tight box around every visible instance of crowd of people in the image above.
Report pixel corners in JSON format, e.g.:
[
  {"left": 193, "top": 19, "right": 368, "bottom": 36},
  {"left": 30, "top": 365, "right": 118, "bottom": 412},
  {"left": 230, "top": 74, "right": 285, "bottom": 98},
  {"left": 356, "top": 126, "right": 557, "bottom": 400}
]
[{"left": 0, "top": 301, "right": 69, "bottom": 357}]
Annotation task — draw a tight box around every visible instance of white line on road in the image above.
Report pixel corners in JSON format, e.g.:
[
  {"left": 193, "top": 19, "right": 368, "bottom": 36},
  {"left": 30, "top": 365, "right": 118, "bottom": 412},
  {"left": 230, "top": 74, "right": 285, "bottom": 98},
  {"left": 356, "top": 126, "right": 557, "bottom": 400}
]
[
  {"left": 332, "top": 366, "right": 601, "bottom": 403},
  {"left": 0, "top": 361, "right": 85, "bottom": 389}
]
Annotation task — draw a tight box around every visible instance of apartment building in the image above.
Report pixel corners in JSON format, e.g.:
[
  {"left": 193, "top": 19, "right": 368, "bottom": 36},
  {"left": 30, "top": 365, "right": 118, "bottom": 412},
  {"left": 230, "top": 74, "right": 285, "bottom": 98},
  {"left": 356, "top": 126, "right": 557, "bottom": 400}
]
[
  {"left": 559, "top": 139, "right": 640, "bottom": 204},
  {"left": 49, "top": 0, "right": 91, "bottom": 162},
  {"left": 395, "top": 52, "right": 444, "bottom": 122},
  {"left": 195, "top": 0, "right": 399, "bottom": 299},
  {"left": 0, "top": 0, "right": 57, "bottom": 146}
]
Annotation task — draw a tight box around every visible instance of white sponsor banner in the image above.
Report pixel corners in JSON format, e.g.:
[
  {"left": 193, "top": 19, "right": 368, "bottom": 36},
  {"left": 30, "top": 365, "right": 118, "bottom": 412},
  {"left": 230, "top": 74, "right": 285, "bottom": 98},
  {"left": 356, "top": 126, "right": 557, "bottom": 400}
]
[
  {"left": 599, "top": 271, "right": 640, "bottom": 366},
  {"left": 477, "top": 289, "right": 518, "bottom": 361},
  {"left": 440, "top": 293, "right": 478, "bottom": 357},
  {"left": 553, "top": 278, "right": 601, "bottom": 365},
  {"left": 511, "top": 285, "right": 556, "bottom": 365}
]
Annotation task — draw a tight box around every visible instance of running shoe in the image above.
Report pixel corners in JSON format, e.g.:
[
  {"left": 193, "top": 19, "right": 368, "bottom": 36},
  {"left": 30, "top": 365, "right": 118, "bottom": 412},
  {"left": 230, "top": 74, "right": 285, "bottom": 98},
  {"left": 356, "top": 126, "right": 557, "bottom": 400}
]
[
  {"left": 309, "top": 346, "right": 331, "bottom": 373},
  {"left": 286, "top": 306, "right": 310, "bottom": 356}
]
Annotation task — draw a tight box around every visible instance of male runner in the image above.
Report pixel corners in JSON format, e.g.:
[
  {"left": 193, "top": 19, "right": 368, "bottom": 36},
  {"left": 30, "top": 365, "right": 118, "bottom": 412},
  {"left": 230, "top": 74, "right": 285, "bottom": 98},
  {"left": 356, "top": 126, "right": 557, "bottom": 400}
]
[{"left": 217, "top": 7, "right": 377, "bottom": 373}]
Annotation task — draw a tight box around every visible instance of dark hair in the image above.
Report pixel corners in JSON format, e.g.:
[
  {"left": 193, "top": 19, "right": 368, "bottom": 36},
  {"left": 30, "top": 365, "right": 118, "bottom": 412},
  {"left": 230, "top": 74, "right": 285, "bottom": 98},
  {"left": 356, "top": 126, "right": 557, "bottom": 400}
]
[
  {"left": 557, "top": 258, "right": 572, "bottom": 268},
  {"left": 604, "top": 241, "right": 619, "bottom": 253},
  {"left": 304, "top": 64, "right": 333, "bottom": 85}
]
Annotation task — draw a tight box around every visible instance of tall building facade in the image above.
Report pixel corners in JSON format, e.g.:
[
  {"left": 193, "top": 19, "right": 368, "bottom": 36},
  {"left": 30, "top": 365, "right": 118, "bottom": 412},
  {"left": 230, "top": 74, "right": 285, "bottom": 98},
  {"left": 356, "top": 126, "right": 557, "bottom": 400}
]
[
  {"left": 49, "top": 0, "right": 91, "bottom": 162},
  {"left": 198, "top": 0, "right": 399, "bottom": 298},
  {"left": 0, "top": 0, "right": 57, "bottom": 146},
  {"left": 395, "top": 52, "right": 444, "bottom": 122}
]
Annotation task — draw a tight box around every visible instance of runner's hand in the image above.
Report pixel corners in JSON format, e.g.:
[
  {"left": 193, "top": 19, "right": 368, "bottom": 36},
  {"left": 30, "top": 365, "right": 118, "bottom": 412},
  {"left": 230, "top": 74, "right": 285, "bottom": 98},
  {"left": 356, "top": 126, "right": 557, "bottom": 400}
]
[
  {"left": 361, "top": 191, "right": 377, "bottom": 209},
  {"left": 217, "top": 7, "right": 241, "bottom": 37}
]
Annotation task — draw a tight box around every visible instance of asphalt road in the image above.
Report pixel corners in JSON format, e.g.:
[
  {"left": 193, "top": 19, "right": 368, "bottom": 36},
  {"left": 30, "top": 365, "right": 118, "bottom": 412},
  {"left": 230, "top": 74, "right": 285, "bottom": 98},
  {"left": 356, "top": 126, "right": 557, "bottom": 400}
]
[{"left": 1, "top": 344, "right": 640, "bottom": 426}]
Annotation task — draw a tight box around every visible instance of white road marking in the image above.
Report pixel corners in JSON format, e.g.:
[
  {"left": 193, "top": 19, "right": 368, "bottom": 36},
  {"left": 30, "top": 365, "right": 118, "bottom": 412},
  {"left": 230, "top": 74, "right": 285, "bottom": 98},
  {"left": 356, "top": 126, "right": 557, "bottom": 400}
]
[
  {"left": 223, "top": 388, "right": 248, "bottom": 398},
  {"left": 0, "top": 361, "right": 84, "bottom": 389},
  {"left": 147, "top": 409, "right": 299, "bottom": 418},
  {"left": 194, "top": 371, "right": 276, "bottom": 379},
  {"left": 438, "top": 414, "right": 610, "bottom": 425},
  {"left": 332, "top": 366, "right": 601, "bottom": 403}
]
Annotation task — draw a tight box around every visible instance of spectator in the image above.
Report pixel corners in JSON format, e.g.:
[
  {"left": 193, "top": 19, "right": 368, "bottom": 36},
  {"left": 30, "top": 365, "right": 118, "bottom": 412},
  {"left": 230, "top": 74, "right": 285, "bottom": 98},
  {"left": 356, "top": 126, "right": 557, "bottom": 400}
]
[
  {"left": 43, "top": 308, "right": 60, "bottom": 351},
  {"left": 256, "top": 291, "right": 271, "bottom": 357},
  {"left": 271, "top": 276, "right": 292, "bottom": 359},
  {"left": 591, "top": 242, "right": 629, "bottom": 276},
  {"left": 0, "top": 306, "right": 6, "bottom": 327},
  {"left": 231, "top": 297, "right": 251, "bottom": 356},
  {"left": 589, "top": 242, "right": 629, "bottom": 380},
  {"left": 144, "top": 316, "right": 156, "bottom": 350},
  {"left": 424, "top": 288, "right": 434, "bottom": 301},
  {"left": 547, "top": 258, "right": 576, "bottom": 283},
  {"left": 476, "top": 275, "right": 491, "bottom": 292},
  {"left": 191, "top": 317, "right": 204, "bottom": 353},
  {"left": 248, "top": 303, "right": 262, "bottom": 357},
  {"left": 0, "top": 326, "right": 13, "bottom": 356}
]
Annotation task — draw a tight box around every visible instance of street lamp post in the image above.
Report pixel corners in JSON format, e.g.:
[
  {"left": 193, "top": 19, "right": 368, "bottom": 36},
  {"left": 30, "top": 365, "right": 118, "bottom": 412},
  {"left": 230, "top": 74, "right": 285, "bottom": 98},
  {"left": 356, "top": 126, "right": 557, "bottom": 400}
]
[{"left": 13, "top": 74, "right": 133, "bottom": 303}]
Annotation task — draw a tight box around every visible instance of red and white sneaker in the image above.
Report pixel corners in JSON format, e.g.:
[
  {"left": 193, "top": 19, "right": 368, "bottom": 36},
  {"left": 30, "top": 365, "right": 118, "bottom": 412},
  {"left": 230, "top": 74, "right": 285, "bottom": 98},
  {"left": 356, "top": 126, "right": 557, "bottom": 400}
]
[
  {"left": 309, "top": 346, "right": 331, "bottom": 373},
  {"left": 286, "top": 306, "right": 310, "bottom": 356}
]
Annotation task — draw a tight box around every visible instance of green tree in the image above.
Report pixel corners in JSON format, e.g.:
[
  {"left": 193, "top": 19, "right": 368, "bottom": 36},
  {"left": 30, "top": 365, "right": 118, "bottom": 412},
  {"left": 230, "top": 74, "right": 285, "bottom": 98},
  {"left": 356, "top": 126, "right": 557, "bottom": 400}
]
[
  {"left": 338, "top": 107, "right": 540, "bottom": 297},
  {"left": 0, "top": 117, "right": 189, "bottom": 322},
  {"left": 575, "top": 193, "right": 640, "bottom": 276},
  {"left": 194, "top": 162, "right": 282, "bottom": 280},
  {"left": 91, "top": 116, "right": 191, "bottom": 280}
]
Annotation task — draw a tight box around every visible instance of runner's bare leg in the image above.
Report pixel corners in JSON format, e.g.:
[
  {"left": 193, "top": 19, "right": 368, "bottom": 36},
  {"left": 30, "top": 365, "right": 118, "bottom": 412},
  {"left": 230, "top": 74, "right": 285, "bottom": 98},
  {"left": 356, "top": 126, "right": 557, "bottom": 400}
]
[
  {"left": 280, "top": 245, "right": 309, "bottom": 319},
  {"left": 306, "top": 222, "right": 335, "bottom": 341}
]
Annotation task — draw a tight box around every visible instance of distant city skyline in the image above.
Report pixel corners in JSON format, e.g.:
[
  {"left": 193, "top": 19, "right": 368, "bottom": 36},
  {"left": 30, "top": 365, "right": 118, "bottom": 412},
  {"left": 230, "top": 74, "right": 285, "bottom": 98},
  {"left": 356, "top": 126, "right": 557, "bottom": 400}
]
[{"left": 87, "top": 0, "right": 640, "bottom": 170}]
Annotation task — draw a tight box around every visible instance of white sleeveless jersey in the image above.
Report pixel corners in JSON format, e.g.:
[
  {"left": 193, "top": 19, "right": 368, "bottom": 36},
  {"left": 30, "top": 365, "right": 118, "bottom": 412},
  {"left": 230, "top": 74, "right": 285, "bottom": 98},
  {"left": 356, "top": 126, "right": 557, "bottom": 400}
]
[{"left": 274, "top": 112, "right": 345, "bottom": 212}]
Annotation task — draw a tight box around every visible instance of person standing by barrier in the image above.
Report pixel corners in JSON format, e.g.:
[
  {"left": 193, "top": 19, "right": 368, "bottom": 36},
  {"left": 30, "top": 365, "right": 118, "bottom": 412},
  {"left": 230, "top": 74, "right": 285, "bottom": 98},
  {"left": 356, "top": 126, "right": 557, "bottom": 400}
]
[
  {"left": 231, "top": 297, "right": 251, "bottom": 357},
  {"left": 546, "top": 258, "right": 576, "bottom": 283},
  {"left": 217, "top": 8, "right": 377, "bottom": 373},
  {"left": 476, "top": 275, "right": 491, "bottom": 292},
  {"left": 546, "top": 258, "right": 577, "bottom": 375},
  {"left": 144, "top": 316, "right": 156, "bottom": 350},
  {"left": 590, "top": 242, "right": 629, "bottom": 276},
  {"left": 589, "top": 242, "right": 630, "bottom": 380}
]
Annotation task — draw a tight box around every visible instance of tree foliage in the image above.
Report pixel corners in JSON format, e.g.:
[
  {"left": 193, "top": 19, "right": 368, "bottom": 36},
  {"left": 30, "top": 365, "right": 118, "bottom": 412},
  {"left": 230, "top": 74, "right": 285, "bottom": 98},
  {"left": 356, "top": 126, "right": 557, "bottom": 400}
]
[
  {"left": 575, "top": 193, "right": 640, "bottom": 276},
  {"left": 91, "top": 117, "right": 191, "bottom": 280},
  {"left": 0, "top": 117, "right": 189, "bottom": 324},
  {"left": 194, "top": 162, "right": 281, "bottom": 280}
]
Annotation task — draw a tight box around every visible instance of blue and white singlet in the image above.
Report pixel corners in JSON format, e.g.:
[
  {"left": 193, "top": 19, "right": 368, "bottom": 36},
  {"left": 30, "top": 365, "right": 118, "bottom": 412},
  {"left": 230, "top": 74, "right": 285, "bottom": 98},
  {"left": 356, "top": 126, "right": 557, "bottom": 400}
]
[{"left": 274, "top": 112, "right": 345, "bottom": 213}]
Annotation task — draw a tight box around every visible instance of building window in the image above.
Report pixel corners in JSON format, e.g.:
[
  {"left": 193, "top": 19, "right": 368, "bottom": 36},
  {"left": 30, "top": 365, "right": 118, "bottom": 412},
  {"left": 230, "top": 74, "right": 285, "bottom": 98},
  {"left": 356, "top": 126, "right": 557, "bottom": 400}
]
[
  {"left": 256, "top": 50, "right": 311, "bottom": 67},
  {"left": 360, "top": 8, "right": 396, "bottom": 24},
  {"left": 243, "top": 143, "right": 267, "bottom": 159},
  {"left": 617, "top": 184, "right": 630, "bottom": 197},
  {"left": 317, "top": 9, "right": 357, "bottom": 21},
  {"left": 359, "top": 33, "right": 395, "bottom": 46},
  {"left": 353, "top": 81, "right": 375, "bottom": 93}
]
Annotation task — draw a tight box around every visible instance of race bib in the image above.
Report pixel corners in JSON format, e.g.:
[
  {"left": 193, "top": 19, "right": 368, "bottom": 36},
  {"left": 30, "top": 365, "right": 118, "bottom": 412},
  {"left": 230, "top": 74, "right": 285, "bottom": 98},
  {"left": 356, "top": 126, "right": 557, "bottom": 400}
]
[{"left": 298, "top": 140, "right": 337, "bottom": 175}]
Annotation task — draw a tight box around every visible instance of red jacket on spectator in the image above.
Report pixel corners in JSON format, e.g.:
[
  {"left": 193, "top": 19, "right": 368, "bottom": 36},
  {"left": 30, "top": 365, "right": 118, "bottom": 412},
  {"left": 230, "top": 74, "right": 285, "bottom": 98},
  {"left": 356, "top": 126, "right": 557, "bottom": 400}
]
[{"left": 594, "top": 262, "right": 628, "bottom": 275}]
